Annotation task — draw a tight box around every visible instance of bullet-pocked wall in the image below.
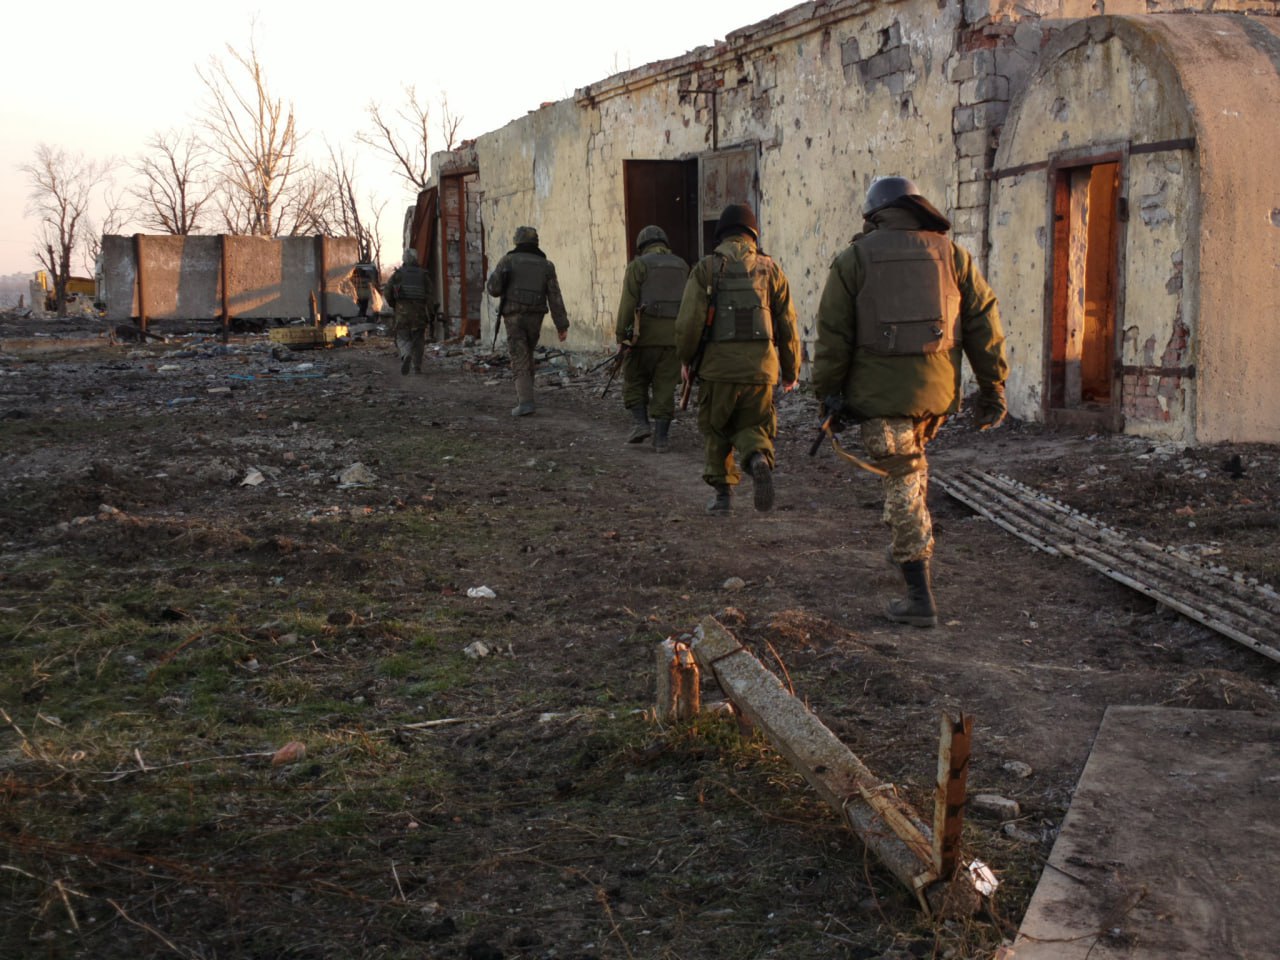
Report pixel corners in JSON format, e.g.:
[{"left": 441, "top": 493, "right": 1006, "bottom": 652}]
[
  {"left": 987, "top": 14, "right": 1280, "bottom": 443},
  {"left": 470, "top": 0, "right": 971, "bottom": 353},
  {"left": 434, "top": 0, "right": 1279, "bottom": 442}
]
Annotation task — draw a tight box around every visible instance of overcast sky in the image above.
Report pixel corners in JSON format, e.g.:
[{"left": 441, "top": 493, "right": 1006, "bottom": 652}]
[{"left": 3, "top": 0, "right": 792, "bottom": 277}]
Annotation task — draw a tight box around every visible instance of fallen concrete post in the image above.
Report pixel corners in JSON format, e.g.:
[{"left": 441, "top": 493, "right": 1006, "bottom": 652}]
[{"left": 689, "top": 615, "right": 985, "bottom": 916}]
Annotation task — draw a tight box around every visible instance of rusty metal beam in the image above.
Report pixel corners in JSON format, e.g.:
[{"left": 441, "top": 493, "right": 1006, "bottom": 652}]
[{"left": 933, "top": 713, "right": 972, "bottom": 880}]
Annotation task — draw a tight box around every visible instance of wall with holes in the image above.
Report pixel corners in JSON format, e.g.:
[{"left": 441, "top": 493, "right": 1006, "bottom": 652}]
[{"left": 441, "top": 0, "right": 1279, "bottom": 442}]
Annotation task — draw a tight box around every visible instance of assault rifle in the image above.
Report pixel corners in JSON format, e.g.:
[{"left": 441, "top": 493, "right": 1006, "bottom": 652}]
[
  {"left": 598, "top": 338, "right": 632, "bottom": 399},
  {"left": 679, "top": 265, "right": 722, "bottom": 411},
  {"left": 808, "top": 395, "right": 889, "bottom": 477}
]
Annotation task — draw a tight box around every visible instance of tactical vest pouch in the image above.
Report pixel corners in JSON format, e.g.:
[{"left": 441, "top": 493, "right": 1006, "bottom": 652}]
[
  {"left": 856, "top": 247, "right": 960, "bottom": 356},
  {"left": 639, "top": 255, "right": 688, "bottom": 319},
  {"left": 505, "top": 255, "right": 549, "bottom": 311},
  {"left": 396, "top": 265, "right": 428, "bottom": 301},
  {"left": 711, "top": 258, "right": 772, "bottom": 342}
]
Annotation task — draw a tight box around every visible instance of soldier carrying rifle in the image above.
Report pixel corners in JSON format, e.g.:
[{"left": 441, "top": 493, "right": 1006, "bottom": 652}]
[{"left": 613, "top": 225, "right": 689, "bottom": 452}]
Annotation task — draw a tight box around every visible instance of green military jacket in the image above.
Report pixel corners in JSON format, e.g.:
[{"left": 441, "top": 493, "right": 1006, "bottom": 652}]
[
  {"left": 615, "top": 243, "right": 688, "bottom": 348},
  {"left": 674, "top": 236, "right": 800, "bottom": 386},
  {"left": 811, "top": 207, "right": 1008, "bottom": 419}
]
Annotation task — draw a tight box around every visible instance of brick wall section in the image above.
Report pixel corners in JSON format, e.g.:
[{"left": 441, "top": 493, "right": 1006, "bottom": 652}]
[{"left": 951, "top": 16, "right": 1053, "bottom": 268}]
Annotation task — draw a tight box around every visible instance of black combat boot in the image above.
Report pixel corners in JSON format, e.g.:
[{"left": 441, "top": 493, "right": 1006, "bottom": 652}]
[
  {"left": 747, "top": 453, "right": 774, "bottom": 512},
  {"left": 884, "top": 559, "right": 938, "bottom": 627},
  {"left": 706, "top": 484, "right": 732, "bottom": 514},
  {"left": 400, "top": 355, "right": 411, "bottom": 375},
  {"left": 652, "top": 419, "right": 671, "bottom": 453},
  {"left": 626, "top": 406, "right": 651, "bottom": 443}
]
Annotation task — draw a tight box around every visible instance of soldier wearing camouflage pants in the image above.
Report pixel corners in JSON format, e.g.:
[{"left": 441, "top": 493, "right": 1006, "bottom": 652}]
[
  {"left": 486, "top": 226, "right": 570, "bottom": 417},
  {"left": 812, "top": 177, "right": 1009, "bottom": 627}
]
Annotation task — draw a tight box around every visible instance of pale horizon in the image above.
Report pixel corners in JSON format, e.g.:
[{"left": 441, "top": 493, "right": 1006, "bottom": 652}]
[{"left": 3, "top": 0, "right": 792, "bottom": 279}]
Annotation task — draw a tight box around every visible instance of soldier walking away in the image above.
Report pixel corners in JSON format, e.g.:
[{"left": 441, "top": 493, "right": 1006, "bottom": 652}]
[
  {"left": 352, "top": 262, "right": 378, "bottom": 319},
  {"left": 486, "top": 226, "right": 570, "bottom": 417},
  {"left": 674, "top": 203, "right": 800, "bottom": 514},
  {"left": 811, "top": 176, "right": 1009, "bottom": 627},
  {"left": 615, "top": 225, "right": 689, "bottom": 452},
  {"left": 384, "top": 249, "right": 439, "bottom": 375}
]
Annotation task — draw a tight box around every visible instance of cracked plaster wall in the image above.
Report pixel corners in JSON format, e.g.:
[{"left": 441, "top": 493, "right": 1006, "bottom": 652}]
[
  {"left": 451, "top": 0, "right": 1278, "bottom": 442},
  {"left": 988, "top": 13, "right": 1280, "bottom": 443}
]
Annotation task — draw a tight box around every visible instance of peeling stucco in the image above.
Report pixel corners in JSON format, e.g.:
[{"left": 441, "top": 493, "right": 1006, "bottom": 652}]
[{"left": 431, "top": 0, "right": 1280, "bottom": 445}]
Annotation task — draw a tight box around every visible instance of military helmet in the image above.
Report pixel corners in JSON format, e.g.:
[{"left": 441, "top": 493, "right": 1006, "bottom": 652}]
[
  {"left": 513, "top": 225, "right": 539, "bottom": 245},
  {"left": 714, "top": 203, "right": 759, "bottom": 242},
  {"left": 402, "top": 248, "right": 418, "bottom": 265},
  {"left": 862, "top": 177, "right": 921, "bottom": 218},
  {"left": 635, "top": 224, "right": 669, "bottom": 251},
  {"left": 862, "top": 176, "right": 952, "bottom": 231}
]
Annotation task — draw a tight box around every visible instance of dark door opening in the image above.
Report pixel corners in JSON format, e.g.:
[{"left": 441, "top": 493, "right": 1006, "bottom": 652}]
[
  {"left": 1047, "top": 159, "right": 1123, "bottom": 429},
  {"left": 623, "top": 159, "right": 699, "bottom": 264}
]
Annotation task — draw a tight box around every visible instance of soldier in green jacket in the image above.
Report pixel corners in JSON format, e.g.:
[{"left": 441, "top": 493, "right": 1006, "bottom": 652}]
[
  {"left": 675, "top": 204, "right": 800, "bottom": 514},
  {"left": 486, "top": 226, "right": 570, "bottom": 417},
  {"left": 614, "top": 225, "right": 689, "bottom": 452},
  {"left": 811, "top": 177, "right": 1009, "bottom": 627}
]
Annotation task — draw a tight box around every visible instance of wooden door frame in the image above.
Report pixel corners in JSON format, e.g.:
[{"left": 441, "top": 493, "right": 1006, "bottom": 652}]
[{"left": 1041, "top": 143, "right": 1129, "bottom": 432}]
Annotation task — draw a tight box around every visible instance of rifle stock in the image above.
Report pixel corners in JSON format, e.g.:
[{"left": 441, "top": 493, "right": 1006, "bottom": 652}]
[{"left": 678, "top": 327, "right": 707, "bottom": 410}]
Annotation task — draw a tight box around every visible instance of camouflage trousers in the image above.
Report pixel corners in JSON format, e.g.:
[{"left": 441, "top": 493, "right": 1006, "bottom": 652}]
[
  {"left": 393, "top": 300, "right": 432, "bottom": 372},
  {"left": 504, "top": 311, "right": 546, "bottom": 404},
  {"left": 696, "top": 381, "right": 776, "bottom": 487},
  {"left": 622, "top": 345, "right": 680, "bottom": 420},
  {"left": 859, "top": 416, "right": 940, "bottom": 563}
]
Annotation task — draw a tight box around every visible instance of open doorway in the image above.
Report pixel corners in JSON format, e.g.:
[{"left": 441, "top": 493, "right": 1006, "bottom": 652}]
[
  {"left": 623, "top": 159, "right": 698, "bottom": 264},
  {"left": 622, "top": 146, "right": 759, "bottom": 264},
  {"left": 1047, "top": 158, "right": 1123, "bottom": 429}
]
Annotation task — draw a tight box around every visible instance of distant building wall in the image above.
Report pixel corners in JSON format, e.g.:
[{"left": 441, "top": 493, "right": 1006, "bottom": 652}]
[{"left": 99, "top": 235, "right": 361, "bottom": 323}]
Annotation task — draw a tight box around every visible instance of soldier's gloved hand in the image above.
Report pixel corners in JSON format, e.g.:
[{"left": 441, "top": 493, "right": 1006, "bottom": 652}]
[
  {"left": 820, "top": 394, "right": 847, "bottom": 432},
  {"left": 974, "top": 383, "right": 1007, "bottom": 431}
]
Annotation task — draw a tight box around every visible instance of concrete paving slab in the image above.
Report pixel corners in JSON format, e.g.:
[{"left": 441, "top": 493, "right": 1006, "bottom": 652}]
[{"left": 1011, "top": 706, "right": 1279, "bottom": 959}]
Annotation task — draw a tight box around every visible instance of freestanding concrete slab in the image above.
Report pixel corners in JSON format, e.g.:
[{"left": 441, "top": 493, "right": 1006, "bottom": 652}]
[{"left": 1011, "top": 706, "right": 1279, "bottom": 959}]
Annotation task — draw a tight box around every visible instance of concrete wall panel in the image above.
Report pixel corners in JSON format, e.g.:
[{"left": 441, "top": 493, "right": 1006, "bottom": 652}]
[{"left": 99, "top": 235, "right": 359, "bottom": 322}]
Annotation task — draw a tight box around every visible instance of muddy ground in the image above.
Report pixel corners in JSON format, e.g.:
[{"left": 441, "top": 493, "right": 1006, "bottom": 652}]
[{"left": 2, "top": 313, "right": 1277, "bottom": 960}]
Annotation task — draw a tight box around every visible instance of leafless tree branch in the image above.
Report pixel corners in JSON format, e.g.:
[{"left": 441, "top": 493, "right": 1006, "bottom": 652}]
[{"left": 21, "top": 144, "right": 113, "bottom": 315}]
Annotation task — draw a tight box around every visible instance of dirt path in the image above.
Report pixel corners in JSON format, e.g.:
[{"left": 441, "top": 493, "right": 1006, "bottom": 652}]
[{"left": 2, "top": 326, "right": 1276, "bottom": 959}]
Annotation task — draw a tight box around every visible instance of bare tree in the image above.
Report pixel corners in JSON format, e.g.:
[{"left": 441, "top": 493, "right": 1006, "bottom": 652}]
[
  {"left": 197, "top": 35, "right": 317, "bottom": 236},
  {"left": 129, "top": 130, "right": 213, "bottom": 235},
  {"left": 440, "top": 93, "right": 464, "bottom": 152},
  {"left": 22, "top": 144, "right": 113, "bottom": 316},
  {"left": 80, "top": 186, "right": 129, "bottom": 275},
  {"left": 317, "top": 144, "right": 386, "bottom": 264},
  {"left": 359, "top": 85, "right": 432, "bottom": 190}
]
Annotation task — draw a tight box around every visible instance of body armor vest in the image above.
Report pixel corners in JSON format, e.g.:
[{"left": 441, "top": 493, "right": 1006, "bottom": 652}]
[
  {"left": 854, "top": 230, "right": 960, "bottom": 356},
  {"left": 502, "top": 253, "right": 550, "bottom": 312},
  {"left": 637, "top": 252, "right": 688, "bottom": 319},
  {"left": 710, "top": 253, "right": 773, "bottom": 343},
  {"left": 394, "top": 263, "right": 429, "bottom": 301}
]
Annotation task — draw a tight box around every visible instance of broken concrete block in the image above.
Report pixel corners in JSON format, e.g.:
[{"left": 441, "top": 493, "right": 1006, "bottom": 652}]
[{"left": 970, "top": 794, "right": 1021, "bottom": 820}]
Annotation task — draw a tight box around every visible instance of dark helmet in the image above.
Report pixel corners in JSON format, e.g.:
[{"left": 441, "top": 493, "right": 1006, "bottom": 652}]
[
  {"left": 635, "top": 224, "right": 669, "bottom": 251},
  {"left": 513, "top": 225, "right": 539, "bottom": 245},
  {"left": 714, "top": 203, "right": 759, "bottom": 242},
  {"left": 862, "top": 176, "right": 951, "bottom": 231}
]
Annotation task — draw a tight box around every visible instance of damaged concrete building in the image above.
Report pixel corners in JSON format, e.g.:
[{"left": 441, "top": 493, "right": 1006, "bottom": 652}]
[{"left": 419, "top": 0, "right": 1280, "bottom": 444}]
